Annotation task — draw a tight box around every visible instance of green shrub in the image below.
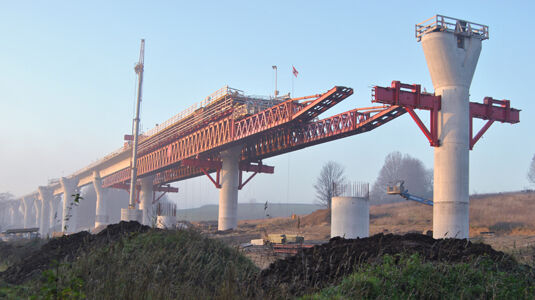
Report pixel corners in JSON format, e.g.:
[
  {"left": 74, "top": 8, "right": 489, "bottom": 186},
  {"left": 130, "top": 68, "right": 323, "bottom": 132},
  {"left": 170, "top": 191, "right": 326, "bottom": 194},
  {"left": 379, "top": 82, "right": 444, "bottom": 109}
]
[
  {"left": 52, "top": 229, "right": 257, "bottom": 299},
  {"left": 302, "top": 253, "right": 535, "bottom": 300}
]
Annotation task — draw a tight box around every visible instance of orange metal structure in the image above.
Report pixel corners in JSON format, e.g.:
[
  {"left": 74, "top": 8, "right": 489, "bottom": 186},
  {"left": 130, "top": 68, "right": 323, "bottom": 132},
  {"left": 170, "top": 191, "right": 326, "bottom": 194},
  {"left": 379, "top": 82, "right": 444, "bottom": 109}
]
[{"left": 102, "top": 81, "right": 519, "bottom": 191}]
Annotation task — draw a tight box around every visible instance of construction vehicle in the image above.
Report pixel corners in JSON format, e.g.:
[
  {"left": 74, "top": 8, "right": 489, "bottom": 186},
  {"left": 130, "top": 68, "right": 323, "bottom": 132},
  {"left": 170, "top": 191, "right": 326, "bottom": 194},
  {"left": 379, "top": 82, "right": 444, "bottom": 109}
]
[{"left": 386, "top": 181, "right": 433, "bottom": 206}]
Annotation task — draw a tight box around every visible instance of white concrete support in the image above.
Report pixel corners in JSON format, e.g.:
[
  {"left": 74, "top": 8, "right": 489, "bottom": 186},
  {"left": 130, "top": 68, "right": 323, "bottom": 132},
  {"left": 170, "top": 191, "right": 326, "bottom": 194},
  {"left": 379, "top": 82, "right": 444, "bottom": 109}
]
[
  {"left": 49, "top": 196, "right": 61, "bottom": 232},
  {"left": 218, "top": 146, "right": 241, "bottom": 231},
  {"left": 421, "top": 29, "right": 483, "bottom": 239},
  {"left": 60, "top": 177, "right": 79, "bottom": 233},
  {"left": 11, "top": 202, "right": 21, "bottom": 227},
  {"left": 33, "top": 197, "right": 41, "bottom": 229},
  {"left": 23, "top": 196, "right": 36, "bottom": 229},
  {"left": 156, "top": 215, "right": 176, "bottom": 229},
  {"left": 331, "top": 196, "right": 369, "bottom": 239},
  {"left": 139, "top": 176, "right": 154, "bottom": 226},
  {"left": 121, "top": 208, "right": 142, "bottom": 222},
  {"left": 9, "top": 205, "right": 16, "bottom": 228},
  {"left": 38, "top": 186, "right": 53, "bottom": 237},
  {"left": 93, "top": 171, "right": 109, "bottom": 229}
]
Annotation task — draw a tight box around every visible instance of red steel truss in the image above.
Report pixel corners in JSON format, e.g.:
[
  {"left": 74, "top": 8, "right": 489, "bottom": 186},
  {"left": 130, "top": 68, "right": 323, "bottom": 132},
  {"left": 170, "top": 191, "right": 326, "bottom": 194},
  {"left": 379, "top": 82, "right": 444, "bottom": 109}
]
[
  {"left": 102, "top": 86, "right": 355, "bottom": 188},
  {"left": 102, "top": 81, "right": 519, "bottom": 190},
  {"left": 373, "top": 81, "right": 520, "bottom": 149}
]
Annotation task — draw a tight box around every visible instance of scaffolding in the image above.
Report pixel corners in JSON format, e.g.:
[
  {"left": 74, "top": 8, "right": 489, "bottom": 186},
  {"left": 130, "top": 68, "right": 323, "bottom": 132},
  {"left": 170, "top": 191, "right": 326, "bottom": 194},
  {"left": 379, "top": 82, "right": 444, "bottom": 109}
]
[{"left": 135, "top": 86, "right": 284, "bottom": 155}]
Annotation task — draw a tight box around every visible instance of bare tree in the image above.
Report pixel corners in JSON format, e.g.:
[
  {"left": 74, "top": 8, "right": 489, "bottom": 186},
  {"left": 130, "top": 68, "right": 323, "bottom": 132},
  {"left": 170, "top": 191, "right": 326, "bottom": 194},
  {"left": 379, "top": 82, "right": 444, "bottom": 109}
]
[
  {"left": 528, "top": 154, "right": 535, "bottom": 185},
  {"left": 314, "top": 161, "right": 346, "bottom": 208},
  {"left": 371, "top": 151, "right": 433, "bottom": 204}
]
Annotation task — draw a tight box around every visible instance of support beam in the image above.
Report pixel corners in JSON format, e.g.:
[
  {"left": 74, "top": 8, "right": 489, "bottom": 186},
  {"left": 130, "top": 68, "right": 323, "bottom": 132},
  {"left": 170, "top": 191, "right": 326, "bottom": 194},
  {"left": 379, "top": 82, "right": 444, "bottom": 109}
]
[
  {"left": 33, "top": 197, "right": 41, "bottom": 230},
  {"left": 37, "top": 186, "right": 53, "bottom": 237},
  {"left": 49, "top": 195, "right": 61, "bottom": 233},
  {"left": 218, "top": 146, "right": 241, "bottom": 231},
  {"left": 238, "top": 161, "right": 274, "bottom": 190},
  {"left": 419, "top": 19, "right": 483, "bottom": 239},
  {"left": 139, "top": 176, "right": 154, "bottom": 226},
  {"left": 93, "top": 171, "right": 109, "bottom": 229},
  {"left": 60, "top": 177, "right": 79, "bottom": 233},
  {"left": 22, "top": 196, "right": 34, "bottom": 229}
]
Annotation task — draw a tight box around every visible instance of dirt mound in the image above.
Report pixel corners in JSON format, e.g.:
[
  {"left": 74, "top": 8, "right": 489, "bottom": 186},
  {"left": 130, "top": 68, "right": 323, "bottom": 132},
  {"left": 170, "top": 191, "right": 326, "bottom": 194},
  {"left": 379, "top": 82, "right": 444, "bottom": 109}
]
[
  {"left": 257, "top": 233, "right": 513, "bottom": 296},
  {"left": 299, "top": 209, "right": 330, "bottom": 227},
  {"left": 1, "top": 221, "right": 150, "bottom": 284}
]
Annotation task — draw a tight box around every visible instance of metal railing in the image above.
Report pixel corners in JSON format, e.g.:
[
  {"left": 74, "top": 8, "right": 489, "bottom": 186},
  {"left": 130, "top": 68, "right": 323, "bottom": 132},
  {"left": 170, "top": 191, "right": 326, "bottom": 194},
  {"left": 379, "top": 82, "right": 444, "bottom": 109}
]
[
  {"left": 141, "top": 85, "right": 241, "bottom": 139},
  {"left": 71, "top": 86, "right": 273, "bottom": 180},
  {"left": 335, "top": 181, "right": 370, "bottom": 199},
  {"left": 416, "top": 15, "right": 489, "bottom": 42}
]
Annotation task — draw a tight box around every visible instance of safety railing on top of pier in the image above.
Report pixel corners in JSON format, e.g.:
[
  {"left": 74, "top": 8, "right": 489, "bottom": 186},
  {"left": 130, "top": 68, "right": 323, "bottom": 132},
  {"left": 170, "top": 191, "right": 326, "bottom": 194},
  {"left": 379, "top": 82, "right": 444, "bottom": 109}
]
[{"left": 415, "top": 14, "right": 489, "bottom": 42}]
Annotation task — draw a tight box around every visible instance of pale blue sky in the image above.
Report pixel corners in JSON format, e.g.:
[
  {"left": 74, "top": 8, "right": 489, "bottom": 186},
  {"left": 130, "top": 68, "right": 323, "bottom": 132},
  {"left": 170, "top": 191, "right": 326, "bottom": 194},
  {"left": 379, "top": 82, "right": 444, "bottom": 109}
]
[{"left": 0, "top": 1, "right": 533, "bottom": 208}]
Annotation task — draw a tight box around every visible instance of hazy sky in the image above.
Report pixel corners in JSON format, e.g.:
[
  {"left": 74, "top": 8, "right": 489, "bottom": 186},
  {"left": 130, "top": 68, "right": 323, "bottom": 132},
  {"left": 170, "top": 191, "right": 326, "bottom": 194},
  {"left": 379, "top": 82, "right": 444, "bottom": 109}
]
[{"left": 1, "top": 1, "right": 533, "bottom": 209}]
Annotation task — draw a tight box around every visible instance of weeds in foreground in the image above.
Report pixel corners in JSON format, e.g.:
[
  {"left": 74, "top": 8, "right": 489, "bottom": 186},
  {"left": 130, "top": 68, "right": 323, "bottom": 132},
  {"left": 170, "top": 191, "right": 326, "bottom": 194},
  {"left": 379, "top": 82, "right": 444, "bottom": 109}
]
[{"left": 302, "top": 253, "right": 535, "bottom": 300}]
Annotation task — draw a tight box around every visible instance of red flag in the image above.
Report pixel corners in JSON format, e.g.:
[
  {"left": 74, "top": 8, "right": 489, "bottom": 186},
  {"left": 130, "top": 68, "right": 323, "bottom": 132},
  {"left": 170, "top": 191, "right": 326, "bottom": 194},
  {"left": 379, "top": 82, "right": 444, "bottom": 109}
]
[{"left": 292, "top": 66, "right": 299, "bottom": 77}]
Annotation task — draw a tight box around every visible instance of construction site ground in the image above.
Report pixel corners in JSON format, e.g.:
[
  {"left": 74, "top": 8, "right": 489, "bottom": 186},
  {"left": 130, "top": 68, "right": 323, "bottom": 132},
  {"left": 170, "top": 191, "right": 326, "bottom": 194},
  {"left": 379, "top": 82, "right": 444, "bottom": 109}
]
[{"left": 204, "top": 191, "right": 535, "bottom": 269}]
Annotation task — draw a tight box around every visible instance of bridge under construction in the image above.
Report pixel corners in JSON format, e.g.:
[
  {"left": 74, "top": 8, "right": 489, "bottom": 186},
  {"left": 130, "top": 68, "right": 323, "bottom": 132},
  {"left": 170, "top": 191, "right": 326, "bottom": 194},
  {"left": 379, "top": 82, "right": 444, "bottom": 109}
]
[{"left": 3, "top": 15, "right": 520, "bottom": 239}]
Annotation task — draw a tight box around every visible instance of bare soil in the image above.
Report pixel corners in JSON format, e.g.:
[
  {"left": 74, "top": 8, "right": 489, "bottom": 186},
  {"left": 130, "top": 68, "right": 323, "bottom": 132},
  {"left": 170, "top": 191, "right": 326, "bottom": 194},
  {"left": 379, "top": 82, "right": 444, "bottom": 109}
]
[{"left": 256, "top": 233, "right": 515, "bottom": 296}]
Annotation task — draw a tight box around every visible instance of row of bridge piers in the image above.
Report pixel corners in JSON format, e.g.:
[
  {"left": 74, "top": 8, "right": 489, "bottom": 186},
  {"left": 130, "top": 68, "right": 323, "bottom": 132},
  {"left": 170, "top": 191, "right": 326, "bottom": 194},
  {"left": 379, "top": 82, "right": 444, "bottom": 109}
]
[{"left": 3, "top": 145, "right": 246, "bottom": 236}]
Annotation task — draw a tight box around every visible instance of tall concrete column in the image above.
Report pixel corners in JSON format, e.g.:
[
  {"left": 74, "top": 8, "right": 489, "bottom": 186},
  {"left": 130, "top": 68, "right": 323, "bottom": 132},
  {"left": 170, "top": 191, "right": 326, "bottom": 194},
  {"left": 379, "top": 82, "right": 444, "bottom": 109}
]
[
  {"left": 93, "top": 171, "right": 109, "bottom": 229},
  {"left": 10, "top": 202, "right": 20, "bottom": 228},
  {"left": 419, "top": 17, "right": 485, "bottom": 238},
  {"left": 139, "top": 176, "right": 154, "bottom": 226},
  {"left": 23, "top": 196, "right": 35, "bottom": 228},
  {"left": 38, "top": 186, "right": 53, "bottom": 237},
  {"left": 218, "top": 146, "right": 242, "bottom": 231},
  {"left": 20, "top": 197, "right": 29, "bottom": 228},
  {"left": 33, "top": 197, "right": 41, "bottom": 229},
  {"left": 8, "top": 205, "right": 15, "bottom": 228},
  {"left": 49, "top": 195, "right": 61, "bottom": 232},
  {"left": 60, "top": 177, "right": 79, "bottom": 233}
]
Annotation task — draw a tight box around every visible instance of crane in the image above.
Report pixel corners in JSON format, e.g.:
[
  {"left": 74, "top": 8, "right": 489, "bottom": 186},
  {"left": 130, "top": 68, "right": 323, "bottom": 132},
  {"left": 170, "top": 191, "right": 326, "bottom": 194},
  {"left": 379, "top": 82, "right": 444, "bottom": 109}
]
[
  {"left": 386, "top": 181, "right": 433, "bottom": 206},
  {"left": 128, "top": 39, "right": 145, "bottom": 209}
]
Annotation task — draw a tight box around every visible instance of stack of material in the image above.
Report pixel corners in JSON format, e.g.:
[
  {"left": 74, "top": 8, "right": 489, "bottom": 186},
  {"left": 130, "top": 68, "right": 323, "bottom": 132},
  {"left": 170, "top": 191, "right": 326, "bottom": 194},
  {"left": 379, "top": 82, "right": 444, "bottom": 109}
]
[{"left": 267, "top": 234, "right": 286, "bottom": 244}]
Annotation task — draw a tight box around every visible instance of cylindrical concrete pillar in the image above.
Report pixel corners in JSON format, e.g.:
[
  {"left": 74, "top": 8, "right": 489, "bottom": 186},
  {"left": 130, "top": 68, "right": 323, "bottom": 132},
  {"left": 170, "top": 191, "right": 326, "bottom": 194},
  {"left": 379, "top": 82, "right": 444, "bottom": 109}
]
[
  {"left": 49, "top": 195, "right": 60, "bottom": 232},
  {"left": 21, "top": 197, "right": 32, "bottom": 228},
  {"left": 420, "top": 24, "right": 483, "bottom": 239},
  {"left": 218, "top": 146, "right": 242, "bottom": 231},
  {"left": 9, "top": 204, "right": 16, "bottom": 228},
  {"left": 156, "top": 215, "right": 176, "bottom": 229},
  {"left": 331, "top": 196, "right": 369, "bottom": 239},
  {"left": 38, "top": 186, "right": 53, "bottom": 237},
  {"left": 60, "top": 177, "right": 78, "bottom": 233},
  {"left": 121, "top": 208, "right": 142, "bottom": 222},
  {"left": 139, "top": 176, "right": 154, "bottom": 226},
  {"left": 33, "top": 197, "right": 41, "bottom": 229},
  {"left": 93, "top": 171, "right": 109, "bottom": 229}
]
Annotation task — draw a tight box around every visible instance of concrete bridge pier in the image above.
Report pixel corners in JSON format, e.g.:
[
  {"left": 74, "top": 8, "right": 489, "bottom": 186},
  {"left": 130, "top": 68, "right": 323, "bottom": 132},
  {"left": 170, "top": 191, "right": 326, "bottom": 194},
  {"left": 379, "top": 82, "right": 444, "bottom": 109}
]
[
  {"left": 60, "top": 177, "right": 79, "bottom": 233},
  {"left": 38, "top": 186, "right": 53, "bottom": 237},
  {"left": 139, "top": 176, "right": 154, "bottom": 226},
  {"left": 33, "top": 197, "right": 41, "bottom": 229},
  {"left": 21, "top": 197, "right": 30, "bottom": 228},
  {"left": 49, "top": 195, "right": 61, "bottom": 232},
  {"left": 93, "top": 171, "right": 109, "bottom": 229},
  {"left": 10, "top": 202, "right": 21, "bottom": 228},
  {"left": 218, "top": 146, "right": 241, "bottom": 231}
]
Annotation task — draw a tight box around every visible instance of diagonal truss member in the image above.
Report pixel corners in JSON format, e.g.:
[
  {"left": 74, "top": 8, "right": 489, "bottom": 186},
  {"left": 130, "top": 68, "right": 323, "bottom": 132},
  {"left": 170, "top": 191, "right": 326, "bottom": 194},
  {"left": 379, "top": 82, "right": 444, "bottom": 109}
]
[{"left": 373, "top": 81, "right": 520, "bottom": 149}]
